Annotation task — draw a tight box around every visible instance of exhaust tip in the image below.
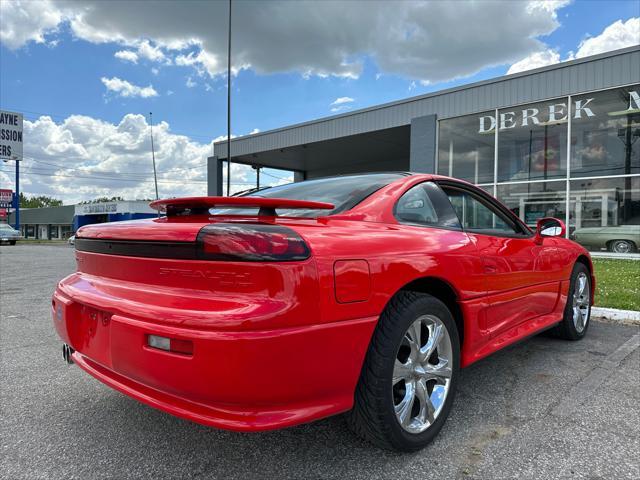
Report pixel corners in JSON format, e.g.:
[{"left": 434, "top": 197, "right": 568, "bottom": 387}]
[{"left": 62, "top": 344, "right": 75, "bottom": 365}]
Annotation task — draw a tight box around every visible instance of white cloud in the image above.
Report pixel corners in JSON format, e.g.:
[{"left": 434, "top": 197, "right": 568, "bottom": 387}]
[
  {"left": 508, "top": 17, "right": 640, "bottom": 74},
  {"left": 101, "top": 76, "right": 158, "bottom": 98},
  {"left": 249, "top": 128, "right": 260, "bottom": 135},
  {"left": 114, "top": 49, "right": 138, "bottom": 63},
  {"left": 330, "top": 96, "right": 354, "bottom": 106},
  {"left": 0, "top": 114, "right": 213, "bottom": 203},
  {"left": 575, "top": 18, "right": 640, "bottom": 58},
  {"left": 213, "top": 133, "right": 237, "bottom": 142},
  {"left": 1, "top": 0, "right": 573, "bottom": 84},
  {"left": 185, "top": 76, "right": 197, "bottom": 88},
  {"left": 0, "top": 0, "right": 62, "bottom": 49},
  {"left": 175, "top": 49, "right": 222, "bottom": 77},
  {"left": 507, "top": 49, "right": 561, "bottom": 74},
  {"left": 137, "top": 39, "right": 167, "bottom": 63}
]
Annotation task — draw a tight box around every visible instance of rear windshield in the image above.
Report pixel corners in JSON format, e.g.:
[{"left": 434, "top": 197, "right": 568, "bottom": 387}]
[{"left": 211, "top": 173, "right": 403, "bottom": 217}]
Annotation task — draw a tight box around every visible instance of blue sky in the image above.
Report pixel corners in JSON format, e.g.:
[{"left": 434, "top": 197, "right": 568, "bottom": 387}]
[{"left": 0, "top": 0, "right": 638, "bottom": 202}]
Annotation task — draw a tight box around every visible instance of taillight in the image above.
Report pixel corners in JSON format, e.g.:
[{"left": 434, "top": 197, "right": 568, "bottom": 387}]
[{"left": 196, "top": 223, "right": 310, "bottom": 261}]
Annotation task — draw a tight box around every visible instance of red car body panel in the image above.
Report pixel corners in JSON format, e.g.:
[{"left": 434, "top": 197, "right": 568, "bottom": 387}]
[{"left": 52, "top": 174, "right": 594, "bottom": 431}]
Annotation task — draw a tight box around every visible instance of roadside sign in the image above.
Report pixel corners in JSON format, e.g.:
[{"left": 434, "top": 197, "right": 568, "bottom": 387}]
[
  {"left": 0, "top": 110, "right": 23, "bottom": 160},
  {"left": 0, "top": 189, "right": 13, "bottom": 208}
]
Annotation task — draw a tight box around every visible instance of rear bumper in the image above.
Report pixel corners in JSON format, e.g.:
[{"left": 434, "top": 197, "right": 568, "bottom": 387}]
[{"left": 52, "top": 286, "right": 377, "bottom": 431}]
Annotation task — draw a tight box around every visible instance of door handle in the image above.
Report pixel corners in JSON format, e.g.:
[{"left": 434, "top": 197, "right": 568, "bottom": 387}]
[{"left": 484, "top": 265, "right": 497, "bottom": 274}]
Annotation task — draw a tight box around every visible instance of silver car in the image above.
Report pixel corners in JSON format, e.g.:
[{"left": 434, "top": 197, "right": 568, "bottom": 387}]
[
  {"left": 572, "top": 225, "right": 640, "bottom": 254},
  {"left": 0, "top": 224, "right": 21, "bottom": 245}
]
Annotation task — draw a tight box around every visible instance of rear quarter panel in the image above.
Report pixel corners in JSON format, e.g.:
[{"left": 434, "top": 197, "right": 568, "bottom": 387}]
[{"left": 292, "top": 219, "right": 486, "bottom": 323}]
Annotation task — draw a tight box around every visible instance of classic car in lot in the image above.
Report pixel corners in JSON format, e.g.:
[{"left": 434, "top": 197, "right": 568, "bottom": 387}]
[
  {"left": 52, "top": 173, "right": 594, "bottom": 451},
  {"left": 572, "top": 225, "right": 639, "bottom": 254},
  {"left": 0, "top": 223, "right": 21, "bottom": 245}
]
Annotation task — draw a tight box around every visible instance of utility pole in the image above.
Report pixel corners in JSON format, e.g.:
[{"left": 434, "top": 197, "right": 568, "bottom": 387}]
[
  {"left": 3, "top": 157, "right": 20, "bottom": 231},
  {"left": 227, "top": 0, "right": 232, "bottom": 196},
  {"left": 149, "top": 112, "right": 159, "bottom": 201},
  {"left": 15, "top": 158, "right": 19, "bottom": 230}
]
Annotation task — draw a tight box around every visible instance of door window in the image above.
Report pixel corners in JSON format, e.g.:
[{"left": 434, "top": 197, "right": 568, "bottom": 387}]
[
  {"left": 395, "top": 182, "right": 461, "bottom": 229},
  {"left": 441, "top": 186, "right": 520, "bottom": 236}
]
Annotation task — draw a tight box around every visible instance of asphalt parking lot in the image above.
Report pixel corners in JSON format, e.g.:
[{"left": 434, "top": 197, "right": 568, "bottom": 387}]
[{"left": 1, "top": 244, "right": 639, "bottom": 479}]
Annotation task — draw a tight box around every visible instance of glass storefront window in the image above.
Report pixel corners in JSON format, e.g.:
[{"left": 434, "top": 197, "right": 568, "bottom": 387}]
[
  {"left": 436, "top": 85, "right": 640, "bottom": 255},
  {"left": 49, "top": 225, "right": 60, "bottom": 239},
  {"left": 497, "top": 181, "right": 566, "bottom": 229},
  {"left": 437, "top": 112, "right": 495, "bottom": 184},
  {"left": 571, "top": 85, "right": 640, "bottom": 178},
  {"left": 497, "top": 100, "right": 568, "bottom": 182},
  {"left": 570, "top": 176, "right": 640, "bottom": 253}
]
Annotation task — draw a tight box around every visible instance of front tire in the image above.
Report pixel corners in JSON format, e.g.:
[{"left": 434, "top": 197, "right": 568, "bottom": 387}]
[
  {"left": 347, "top": 291, "right": 460, "bottom": 451},
  {"left": 554, "top": 263, "right": 591, "bottom": 340}
]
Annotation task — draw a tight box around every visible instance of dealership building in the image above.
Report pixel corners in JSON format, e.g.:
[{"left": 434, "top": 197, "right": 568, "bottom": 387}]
[
  {"left": 8, "top": 200, "right": 156, "bottom": 240},
  {"left": 208, "top": 46, "right": 640, "bottom": 254}
]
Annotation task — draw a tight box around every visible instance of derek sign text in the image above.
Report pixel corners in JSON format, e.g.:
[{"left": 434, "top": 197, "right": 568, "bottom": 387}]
[{"left": 478, "top": 90, "right": 640, "bottom": 133}]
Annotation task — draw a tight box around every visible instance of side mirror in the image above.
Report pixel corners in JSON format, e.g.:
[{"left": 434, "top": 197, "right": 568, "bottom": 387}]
[{"left": 535, "top": 217, "right": 566, "bottom": 242}]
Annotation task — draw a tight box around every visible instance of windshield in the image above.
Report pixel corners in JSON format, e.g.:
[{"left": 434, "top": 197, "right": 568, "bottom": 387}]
[
  {"left": 0, "top": 224, "right": 15, "bottom": 231},
  {"left": 211, "top": 173, "right": 404, "bottom": 217}
]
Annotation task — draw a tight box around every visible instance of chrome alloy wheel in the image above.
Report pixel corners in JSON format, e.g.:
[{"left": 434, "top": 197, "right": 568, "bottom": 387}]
[
  {"left": 392, "top": 314, "right": 452, "bottom": 434},
  {"left": 572, "top": 272, "right": 590, "bottom": 333}
]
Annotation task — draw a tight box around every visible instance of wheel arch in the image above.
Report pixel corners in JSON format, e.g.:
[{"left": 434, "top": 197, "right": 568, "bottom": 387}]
[
  {"left": 394, "top": 276, "right": 464, "bottom": 348},
  {"left": 575, "top": 254, "right": 595, "bottom": 305}
]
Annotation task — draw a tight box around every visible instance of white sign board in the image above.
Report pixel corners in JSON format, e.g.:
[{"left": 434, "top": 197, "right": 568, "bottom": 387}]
[{"left": 0, "top": 110, "right": 23, "bottom": 160}]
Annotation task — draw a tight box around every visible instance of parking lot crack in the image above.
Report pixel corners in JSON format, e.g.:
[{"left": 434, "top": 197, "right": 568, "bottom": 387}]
[{"left": 551, "top": 334, "right": 640, "bottom": 418}]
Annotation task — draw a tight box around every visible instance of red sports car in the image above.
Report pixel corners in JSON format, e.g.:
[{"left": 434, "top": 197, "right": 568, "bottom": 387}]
[{"left": 52, "top": 173, "right": 594, "bottom": 451}]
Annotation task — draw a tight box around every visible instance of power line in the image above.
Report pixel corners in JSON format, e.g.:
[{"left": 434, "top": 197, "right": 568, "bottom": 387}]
[
  {"left": 0, "top": 168, "right": 209, "bottom": 184},
  {"left": 261, "top": 170, "right": 291, "bottom": 181},
  {"left": 25, "top": 155, "right": 207, "bottom": 176},
  {"left": 0, "top": 168, "right": 258, "bottom": 187}
]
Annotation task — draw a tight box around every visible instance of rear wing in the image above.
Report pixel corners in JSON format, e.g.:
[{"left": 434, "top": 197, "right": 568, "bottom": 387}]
[{"left": 150, "top": 196, "right": 335, "bottom": 217}]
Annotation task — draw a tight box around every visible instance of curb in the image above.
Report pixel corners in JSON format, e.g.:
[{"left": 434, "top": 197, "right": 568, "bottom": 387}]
[{"left": 591, "top": 307, "right": 640, "bottom": 326}]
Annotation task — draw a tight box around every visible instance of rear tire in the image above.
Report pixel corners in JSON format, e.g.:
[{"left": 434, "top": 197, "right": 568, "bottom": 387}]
[
  {"left": 608, "top": 239, "right": 636, "bottom": 254},
  {"left": 554, "top": 263, "right": 591, "bottom": 340},
  {"left": 347, "top": 291, "right": 460, "bottom": 451},
  {"left": 9, "top": 240, "right": 16, "bottom": 245}
]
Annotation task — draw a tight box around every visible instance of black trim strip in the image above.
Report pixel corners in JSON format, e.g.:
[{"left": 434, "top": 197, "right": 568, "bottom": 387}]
[{"left": 75, "top": 238, "right": 197, "bottom": 259}]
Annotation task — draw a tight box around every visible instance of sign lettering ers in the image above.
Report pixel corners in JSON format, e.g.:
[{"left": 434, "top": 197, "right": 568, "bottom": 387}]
[{"left": 478, "top": 90, "right": 640, "bottom": 133}]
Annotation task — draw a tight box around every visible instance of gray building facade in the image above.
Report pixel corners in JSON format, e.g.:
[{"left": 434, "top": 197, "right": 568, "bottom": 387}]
[{"left": 208, "top": 46, "right": 640, "bottom": 254}]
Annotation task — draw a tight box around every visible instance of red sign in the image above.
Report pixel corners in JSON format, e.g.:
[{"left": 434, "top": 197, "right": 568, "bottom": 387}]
[
  {"left": 0, "top": 189, "right": 12, "bottom": 204},
  {"left": 0, "top": 208, "right": 6, "bottom": 219}
]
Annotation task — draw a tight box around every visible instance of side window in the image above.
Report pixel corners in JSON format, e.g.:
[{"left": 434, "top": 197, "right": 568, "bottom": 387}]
[
  {"left": 395, "top": 182, "right": 461, "bottom": 229},
  {"left": 441, "top": 187, "right": 519, "bottom": 235}
]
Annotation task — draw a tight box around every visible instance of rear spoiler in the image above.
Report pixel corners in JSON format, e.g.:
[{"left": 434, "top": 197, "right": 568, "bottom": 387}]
[{"left": 149, "top": 196, "right": 335, "bottom": 217}]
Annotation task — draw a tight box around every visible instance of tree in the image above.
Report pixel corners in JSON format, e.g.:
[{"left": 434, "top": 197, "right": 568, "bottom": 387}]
[
  {"left": 79, "top": 196, "right": 125, "bottom": 204},
  {"left": 19, "top": 193, "right": 63, "bottom": 208}
]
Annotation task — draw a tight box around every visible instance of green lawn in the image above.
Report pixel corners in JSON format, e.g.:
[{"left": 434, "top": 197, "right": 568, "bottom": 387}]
[{"left": 592, "top": 258, "right": 640, "bottom": 311}]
